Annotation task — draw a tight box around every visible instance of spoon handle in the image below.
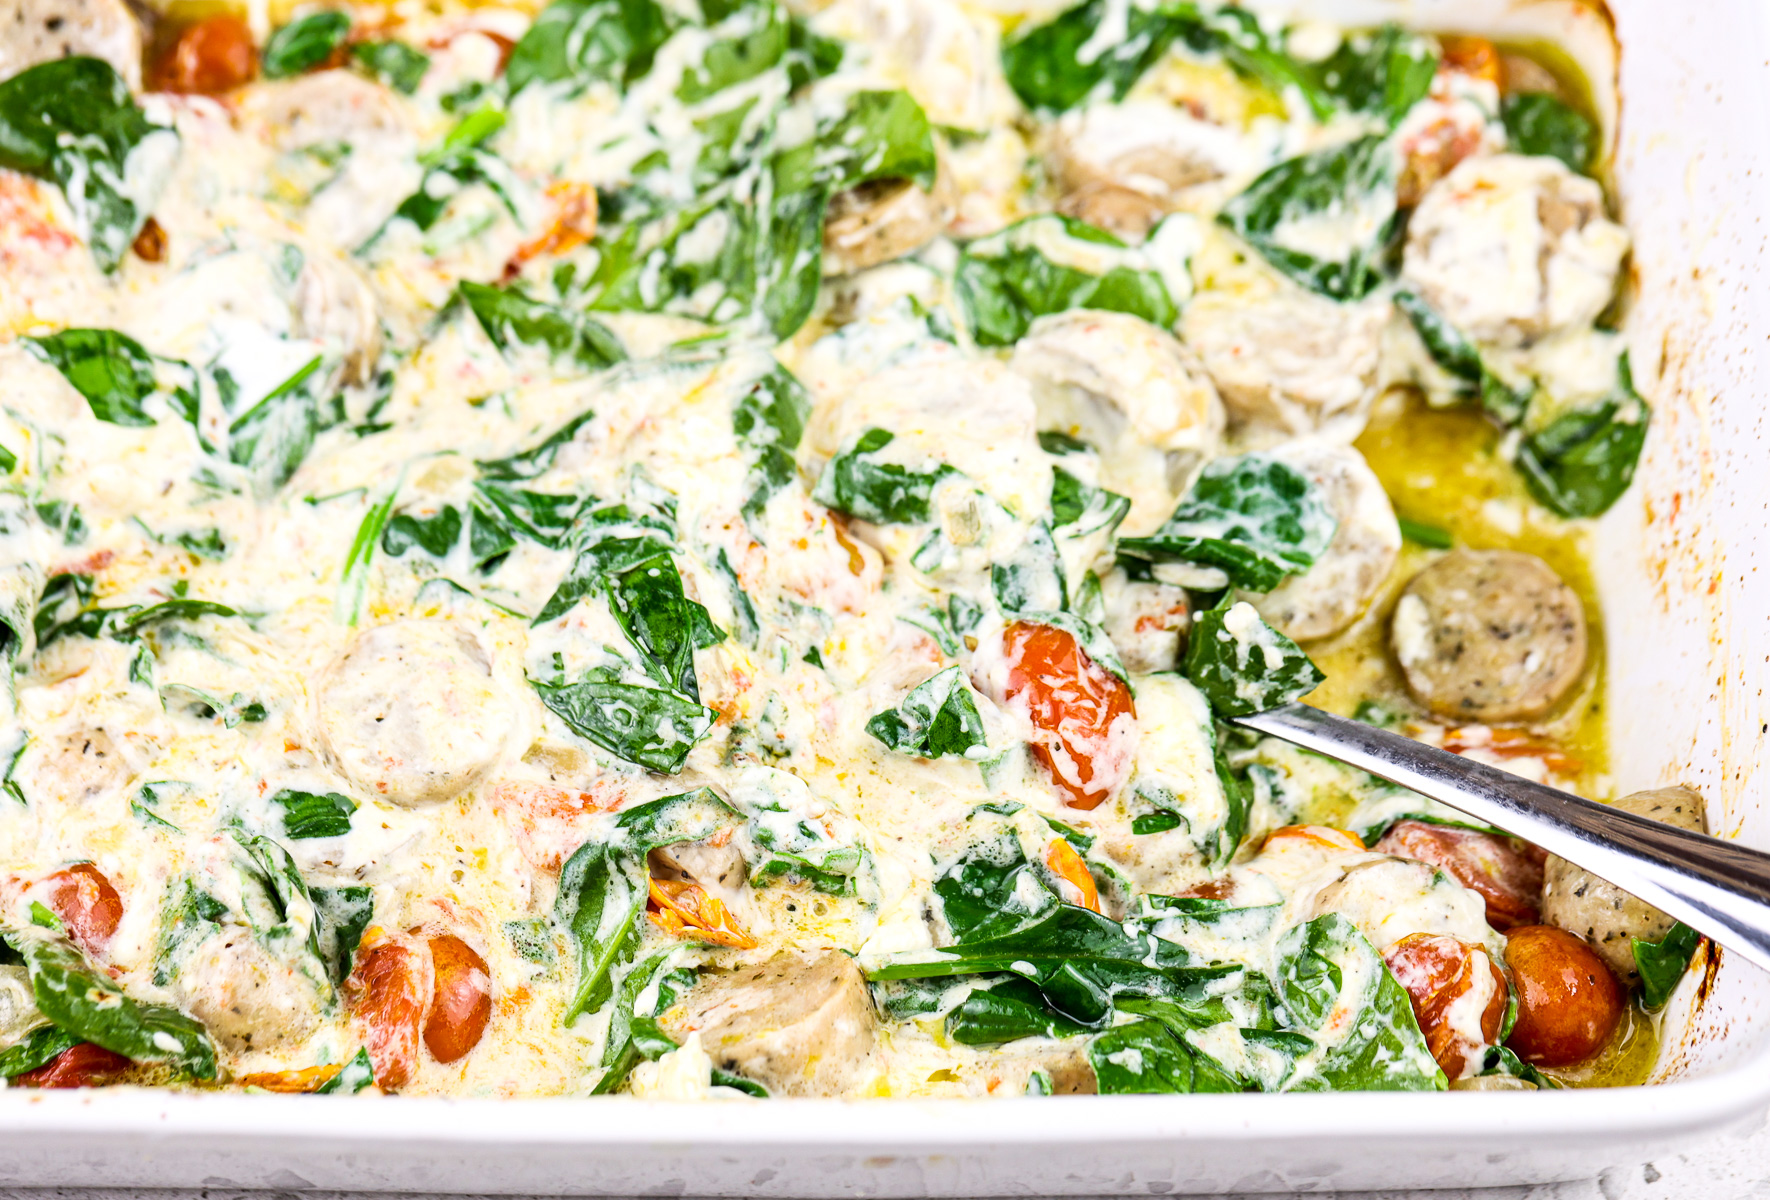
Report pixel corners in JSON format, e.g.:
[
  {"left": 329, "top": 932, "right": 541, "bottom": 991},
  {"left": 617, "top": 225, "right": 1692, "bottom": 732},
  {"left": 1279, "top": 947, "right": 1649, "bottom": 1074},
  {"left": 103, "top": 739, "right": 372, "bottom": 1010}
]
[{"left": 1231, "top": 703, "right": 1770, "bottom": 974}]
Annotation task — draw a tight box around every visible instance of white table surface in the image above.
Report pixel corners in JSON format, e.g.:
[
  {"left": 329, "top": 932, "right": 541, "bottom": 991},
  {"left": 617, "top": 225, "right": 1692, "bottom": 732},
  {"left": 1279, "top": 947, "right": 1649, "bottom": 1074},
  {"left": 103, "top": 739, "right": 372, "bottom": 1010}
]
[{"left": 0, "top": 1104, "right": 1765, "bottom": 1200}]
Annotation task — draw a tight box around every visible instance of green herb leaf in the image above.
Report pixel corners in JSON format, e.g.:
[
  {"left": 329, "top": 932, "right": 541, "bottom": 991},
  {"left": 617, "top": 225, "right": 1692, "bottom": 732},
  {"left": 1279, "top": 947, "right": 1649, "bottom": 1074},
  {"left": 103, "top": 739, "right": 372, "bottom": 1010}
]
[
  {"left": 1089, "top": 1018, "right": 1241, "bottom": 1093},
  {"left": 351, "top": 40, "right": 430, "bottom": 93},
  {"left": 314, "top": 1047, "right": 377, "bottom": 1093},
  {"left": 677, "top": 0, "right": 789, "bottom": 103},
  {"left": 1396, "top": 517, "right": 1453, "bottom": 549},
  {"left": 262, "top": 11, "right": 352, "bottom": 78},
  {"left": 0, "top": 1023, "right": 82, "bottom": 1079},
  {"left": 865, "top": 666, "right": 988, "bottom": 759},
  {"left": 734, "top": 365, "right": 811, "bottom": 527},
  {"left": 1394, "top": 290, "right": 1481, "bottom": 387},
  {"left": 4, "top": 926, "right": 218, "bottom": 1080},
  {"left": 534, "top": 676, "right": 715, "bottom": 774},
  {"left": 1001, "top": 0, "right": 1197, "bottom": 114},
  {"left": 1119, "top": 453, "right": 1338, "bottom": 590},
  {"left": 458, "top": 281, "right": 626, "bottom": 370},
  {"left": 1309, "top": 24, "right": 1438, "bottom": 127},
  {"left": 955, "top": 214, "right": 1177, "bottom": 347},
  {"left": 271, "top": 789, "right": 357, "bottom": 840},
  {"left": 1271, "top": 913, "right": 1445, "bottom": 1091},
  {"left": 554, "top": 788, "right": 740, "bottom": 1023},
  {"left": 946, "top": 976, "right": 1091, "bottom": 1045},
  {"left": 22, "top": 329, "right": 184, "bottom": 427},
  {"left": 1184, "top": 596, "right": 1324, "bottom": 717},
  {"left": 1218, "top": 134, "right": 1399, "bottom": 301},
  {"left": 812, "top": 428, "right": 957, "bottom": 525},
  {"left": 1515, "top": 354, "right": 1649, "bottom": 519},
  {"left": 1502, "top": 92, "right": 1597, "bottom": 176},
  {"left": 311, "top": 885, "right": 374, "bottom": 987},
  {"left": 506, "top": 0, "right": 673, "bottom": 93},
  {"left": 1633, "top": 921, "right": 1701, "bottom": 1010},
  {"left": 0, "top": 58, "right": 171, "bottom": 271}
]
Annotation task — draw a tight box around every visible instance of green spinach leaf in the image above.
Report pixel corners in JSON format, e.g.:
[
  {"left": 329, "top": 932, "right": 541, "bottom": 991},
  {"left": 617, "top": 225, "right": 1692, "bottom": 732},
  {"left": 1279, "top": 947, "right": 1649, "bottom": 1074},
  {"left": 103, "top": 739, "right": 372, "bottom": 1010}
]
[
  {"left": 946, "top": 976, "right": 1091, "bottom": 1044},
  {"left": 865, "top": 665, "right": 988, "bottom": 759},
  {"left": 956, "top": 214, "right": 1177, "bottom": 347},
  {"left": 457, "top": 281, "right": 625, "bottom": 370},
  {"left": 22, "top": 329, "right": 194, "bottom": 427},
  {"left": 311, "top": 885, "right": 374, "bottom": 987},
  {"left": 1502, "top": 92, "right": 1597, "bottom": 176},
  {"left": 1218, "top": 134, "right": 1399, "bottom": 301},
  {"left": 734, "top": 364, "right": 811, "bottom": 526},
  {"left": 0, "top": 58, "right": 173, "bottom": 271},
  {"left": 4, "top": 926, "right": 218, "bottom": 1080},
  {"left": 1118, "top": 453, "right": 1338, "bottom": 591},
  {"left": 0, "top": 1023, "right": 82, "bottom": 1078},
  {"left": 314, "top": 1047, "right": 377, "bottom": 1093},
  {"left": 1309, "top": 24, "right": 1437, "bottom": 127},
  {"left": 1633, "top": 921, "right": 1701, "bottom": 1010},
  {"left": 506, "top": 0, "right": 673, "bottom": 94},
  {"left": 813, "top": 428, "right": 956, "bottom": 524},
  {"left": 271, "top": 789, "right": 357, "bottom": 840},
  {"left": 1088, "top": 1017, "right": 1241, "bottom": 1093},
  {"left": 1515, "top": 354, "right": 1648, "bottom": 519},
  {"left": 1183, "top": 596, "right": 1324, "bottom": 717},
  {"left": 352, "top": 40, "right": 430, "bottom": 93},
  {"left": 263, "top": 12, "right": 351, "bottom": 78}
]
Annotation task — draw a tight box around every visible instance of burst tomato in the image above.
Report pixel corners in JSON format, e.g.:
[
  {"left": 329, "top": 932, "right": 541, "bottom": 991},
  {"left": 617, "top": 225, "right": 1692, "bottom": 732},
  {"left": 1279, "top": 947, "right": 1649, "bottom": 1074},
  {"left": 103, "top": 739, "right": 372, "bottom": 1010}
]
[{"left": 996, "top": 621, "right": 1135, "bottom": 810}]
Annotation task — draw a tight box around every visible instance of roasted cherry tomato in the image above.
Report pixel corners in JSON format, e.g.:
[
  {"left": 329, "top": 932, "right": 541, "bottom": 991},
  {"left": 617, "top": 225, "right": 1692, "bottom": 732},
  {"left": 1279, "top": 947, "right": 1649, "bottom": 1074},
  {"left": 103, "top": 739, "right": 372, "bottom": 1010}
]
[
  {"left": 1504, "top": 924, "right": 1624, "bottom": 1067},
  {"left": 1263, "top": 824, "right": 1365, "bottom": 854},
  {"left": 423, "top": 934, "right": 493, "bottom": 1065},
  {"left": 1374, "top": 820, "right": 1544, "bottom": 930},
  {"left": 1439, "top": 35, "right": 1503, "bottom": 88},
  {"left": 997, "top": 621, "right": 1135, "bottom": 810},
  {"left": 43, "top": 862, "right": 123, "bottom": 956},
  {"left": 1384, "top": 932, "right": 1508, "bottom": 1080},
  {"left": 346, "top": 937, "right": 426, "bottom": 1089},
  {"left": 13, "top": 1042, "right": 131, "bottom": 1088},
  {"left": 155, "top": 15, "right": 258, "bottom": 95}
]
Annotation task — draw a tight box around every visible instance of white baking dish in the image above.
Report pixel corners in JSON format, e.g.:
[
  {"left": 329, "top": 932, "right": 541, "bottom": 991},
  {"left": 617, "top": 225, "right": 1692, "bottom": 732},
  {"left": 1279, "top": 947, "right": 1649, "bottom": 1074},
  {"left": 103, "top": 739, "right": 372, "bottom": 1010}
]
[{"left": 3, "top": 0, "right": 1767, "bottom": 1192}]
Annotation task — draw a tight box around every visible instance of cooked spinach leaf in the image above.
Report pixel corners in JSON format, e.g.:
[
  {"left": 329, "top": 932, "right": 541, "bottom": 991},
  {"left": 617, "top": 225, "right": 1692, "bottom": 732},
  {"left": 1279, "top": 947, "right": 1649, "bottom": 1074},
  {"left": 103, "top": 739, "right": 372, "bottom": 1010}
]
[
  {"left": 1218, "top": 134, "right": 1399, "bottom": 301},
  {"left": 23, "top": 329, "right": 199, "bottom": 428},
  {"left": 677, "top": 0, "right": 788, "bottom": 103},
  {"left": 1502, "top": 92, "right": 1597, "bottom": 176},
  {"left": 1394, "top": 290, "right": 1481, "bottom": 390},
  {"left": 865, "top": 666, "right": 988, "bottom": 760},
  {"left": 1515, "top": 354, "right": 1648, "bottom": 519},
  {"left": 271, "top": 789, "right": 357, "bottom": 840},
  {"left": 534, "top": 674, "right": 716, "bottom": 774},
  {"left": 457, "top": 281, "right": 625, "bottom": 370},
  {"left": 1088, "top": 1018, "right": 1241, "bottom": 1094},
  {"left": 263, "top": 12, "right": 351, "bottom": 78},
  {"left": 956, "top": 215, "right": 1177, "bottom": 347},
  {"left": 1272, "top": 914, "right": 1444, "bottom": 1091},
  {"left": 1118, "top": 453, "right": 1337, "bottom": 590},
  {"left": 1184, "top": 596, "right": 1324, "bottom": 717},
  {"left": 0, "top": 58, "right": 173, "bottom": 271},
  {"left": 813, "top": 428, "right": 956, "bottom": 525},
  {"left": 1309, "top": 24, "right": 1437, "bottom": 127},
  {"left": 1633, "top": 921, "right": 1701, "bottom": 1010},
  {"left": 311, "top": 885, "right": 374, "bottom": 987},
  {"left": 314, "top": 1046, "right": 377, "bottom": 1093},
  {"left": 4, "top": 926, "right": 218, "bottom": 1080},
  {"left": 505, "top": 0, "right": 673, "bottom": 94},
  {"left": 352, "top": 40, "right": 430, "bottom": 93},
  {"left": 553, "top": 788, "right": 740, "bottom": 1023},
  {"left": 0, "top": 1023, "right": 82, "bottom": 1079},
  {"left": 946, "top": 976, "right": 1091, "bottom": 1045},
  {"left": 734, "top": 364, "right": 812, "bottom": 526}
]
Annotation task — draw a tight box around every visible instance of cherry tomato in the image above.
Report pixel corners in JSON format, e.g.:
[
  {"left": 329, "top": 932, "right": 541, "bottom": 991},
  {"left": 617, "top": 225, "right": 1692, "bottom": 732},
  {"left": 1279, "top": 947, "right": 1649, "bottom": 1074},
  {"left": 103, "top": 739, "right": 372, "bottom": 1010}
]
[
  {"left": 1504, "top": 924, "right": 1624, "bottom": 1067},
  {"left": 155, "top": 15, "right": 258, "bottom": 95},
  {"left": 237, "top": 1062, "right": 350, "bottom": 1093},
  {"left": 346, "top": 937, "right": 426, "bottom": 1089},
  {"left": 1384, "top": 932, "right": 1508, "bottom": 1080},
  {"left": 13, "top": 1042, "right": 131, "bottom": 1088},
  {"left": 423, "top": 934, "right": 493, "bottom": 1065},
  {"left": 43, "top": 863, "right": 123, "bottom": 956},
  {"left": 1044, "top": 839, "right": 1100, "bottom": 913},
  {"left": 1263, "top": 824, "right": 1365, "bottom": 854},
  {"left": 996, "top": 621, "right": 1135, "bottom": 810},
  {"left": 1374, "top": 821, "right": 1543, "bottom": 930}
]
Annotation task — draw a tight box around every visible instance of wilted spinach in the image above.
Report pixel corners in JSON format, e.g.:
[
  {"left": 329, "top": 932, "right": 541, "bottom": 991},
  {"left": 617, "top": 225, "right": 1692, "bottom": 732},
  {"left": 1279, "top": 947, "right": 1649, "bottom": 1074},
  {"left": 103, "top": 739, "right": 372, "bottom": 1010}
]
[
  {"left": 553, "top": 788, "right": 741, "bottom": 1023},
  {"left": 955, "top": 215, "right": 1177, "bottom": 347},
  {"left": 1502, "top": 92, "right": 1597, "bottom": 176},
  {"left": 0, "top": 58, "right": 174, "bottom": 271},
  {"left": 505, "top": 0, "right": 673, "bottom": 94},
  {"left": 813, "top": 428, "right": 956, "bottom": 525},
  {"left": 1118, "top": 453, "right": 1337, "bottom": 591},
  {"left": 865, "top": 666, "right": 988, "bottom": 759},
  {"left": 1183, "top": 596, "right": 1324, "bottom": 717},
  {"left": 23, "top": 329, "right": 198, "bottom": 428},
  {"left": 1515, "top": 354, "right": 1649, "bottom": 519},
  {"left": 262, "top": 12, "right": 351, "bottom": 78},
  {"left": 271, "top": 789, "right": 357, "bottom": 840},
  {"left": 352, "top": 40, "right": 431, "bottom": 94},
  {"left": 1308, "top": 24, "right": 1437, "bottom": 127},
  {"left": 1633, "top": 921, "right": 1701, "bottom": 1010},
  {"left": 733, "top": 364, "right": 812, "bottom": 527},
  {"left": 1218, "top": 135, "right": 1399, "bottom": 301}
]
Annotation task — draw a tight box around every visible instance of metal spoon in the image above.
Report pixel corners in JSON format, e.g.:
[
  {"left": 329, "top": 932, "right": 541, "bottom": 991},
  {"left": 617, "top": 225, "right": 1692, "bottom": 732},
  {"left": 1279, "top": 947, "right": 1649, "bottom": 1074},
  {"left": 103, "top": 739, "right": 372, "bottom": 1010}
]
[{"left": 1231, "top": 702, "right": 1770, "bottom": 974}]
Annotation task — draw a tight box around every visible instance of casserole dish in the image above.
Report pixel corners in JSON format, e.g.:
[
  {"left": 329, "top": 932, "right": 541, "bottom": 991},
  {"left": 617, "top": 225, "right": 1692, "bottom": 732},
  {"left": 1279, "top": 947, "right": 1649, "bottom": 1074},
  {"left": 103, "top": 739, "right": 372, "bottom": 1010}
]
[{"left": 0, "top": 0, "right": 1767, "bottom": 1191}]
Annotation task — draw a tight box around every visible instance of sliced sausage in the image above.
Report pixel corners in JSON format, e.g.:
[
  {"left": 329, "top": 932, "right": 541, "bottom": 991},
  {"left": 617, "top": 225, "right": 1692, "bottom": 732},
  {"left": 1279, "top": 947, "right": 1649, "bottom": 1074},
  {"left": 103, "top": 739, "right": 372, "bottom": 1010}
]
[
  {"left": 1401, "top": 154, "right": 1628, "bottom": 348},
  {"left": 293, "top": 251, "right": 383, "bottom": 385},
  {"left": 657, "top": 950, "right": 876, "bottom": 1097},
  {"left": 173, "top": 926, "right": 327, "bottom": 1053},
  {"left": 1047, "top": 101, "right": 1246, "bottom": 241},
  {"left": 1504, "top": 923, "right": 1623, "bottom": 1067},
  {"left": 316, "top": 620, "right": 516, "bottom": 807},
  {"left": 0, "top": 0, "right": 142, "bottom": 89},
  {"left": 1010, "top": 309, "right": 1224, "bottom": 459},
  {"left": 1390, "top": 549, "right": 1587, "bottom": 722},
  {"left": 1181, "top": 288, "right": 1388, "bottom": 443},
  {"left": 24, "top": 728, "right": 130, "bottom": 804},
  {"left": 1242, "top": 440, "right": 1400, "bottom": 642},
  {"left": 1541, "top": 785, "right": 1705, "bottom": 982},
  {"left": 823, "top": 165, "right": 954, "bottom": 277}
]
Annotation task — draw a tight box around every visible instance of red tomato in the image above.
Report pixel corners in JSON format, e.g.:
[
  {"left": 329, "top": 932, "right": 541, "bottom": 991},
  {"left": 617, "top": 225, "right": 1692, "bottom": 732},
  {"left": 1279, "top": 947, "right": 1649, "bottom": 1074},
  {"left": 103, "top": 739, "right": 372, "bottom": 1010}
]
[
  {"left": 43, "top": 863, "right": 123, "bottom": 956},
  {"left": 346, "top": 937, "right": 427, "bottom": 1089},
  {"left": 13, "top": 1042, "right": 131, "bottom": 1088},
  {"left": 1384, "top": 932, "right": 1508, "bottom": 1080},
  {"left": 996, "top": 621, "right": 1136, "bottom": 810},
  {"left": 1374, "top": 821, "right": 1544, "bottom": 930},
  {"left": 1505, "top": 924, "right": 1624, "bottom": 1067},
  {"left": 423, "top": 934, "right": 492, "bottom": 1065},
  {"left": 155, "top": 16, "right": 258, "bottom": 95}
]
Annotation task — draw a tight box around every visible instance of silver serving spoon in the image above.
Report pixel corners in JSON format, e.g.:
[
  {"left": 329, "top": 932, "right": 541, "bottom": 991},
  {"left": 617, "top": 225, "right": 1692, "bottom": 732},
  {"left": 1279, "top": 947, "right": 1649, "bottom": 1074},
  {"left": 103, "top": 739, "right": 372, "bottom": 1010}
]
[{"left": 1232, "top": 703, "right": 1770, "bottom": 974}]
